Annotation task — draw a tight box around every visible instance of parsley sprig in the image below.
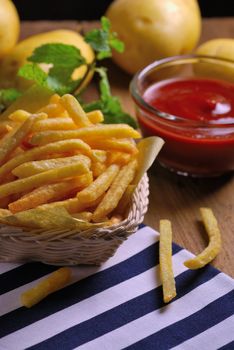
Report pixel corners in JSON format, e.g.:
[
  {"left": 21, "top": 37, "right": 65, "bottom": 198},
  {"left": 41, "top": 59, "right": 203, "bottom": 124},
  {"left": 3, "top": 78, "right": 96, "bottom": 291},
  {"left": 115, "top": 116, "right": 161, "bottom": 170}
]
[{"left": 0, "top": 17, "right": 137, "bottom": 128}]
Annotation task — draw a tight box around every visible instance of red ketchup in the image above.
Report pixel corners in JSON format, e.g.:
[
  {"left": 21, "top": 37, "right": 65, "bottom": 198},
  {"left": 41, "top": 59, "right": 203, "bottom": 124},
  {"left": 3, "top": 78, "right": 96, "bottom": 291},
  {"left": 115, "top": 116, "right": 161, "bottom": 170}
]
[{"left": 137, "top": 78, "right": 234, "bottom": 176}]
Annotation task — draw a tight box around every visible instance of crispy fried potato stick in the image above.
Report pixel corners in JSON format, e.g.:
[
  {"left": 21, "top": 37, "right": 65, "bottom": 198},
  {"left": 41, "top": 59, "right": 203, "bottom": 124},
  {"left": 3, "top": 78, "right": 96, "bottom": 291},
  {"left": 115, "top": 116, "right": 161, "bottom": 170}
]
[
  {"left": 91, "top": 162, "right": 107, "bottom": 178},
  {"left": 12, "top": 155, "right": 91, "bottom": 178},
  {"left": 37, "top": 103, "right": 65, "bottom": 117},
  {"left": 8, "top": 110, "right": 31, "bottom": 122},
  {"left": 92, "top": 159, "right": 137, "bottom": 222},
  {"left": 21, "top": 267, "right": 72, "bottom": 308},
  {"left": 159, "top": 220, "right": 177, "bottom": 303},
  {"left": 9, "top": 173, "right": 93, "bottom": 213},
  {"left": 72, "top": 211, "right": 92, "bottom": 222},
  {"left": 30, "top": 125, "right": 141, "bottom": 146},
  {"left": 32, "top": 117, "right": 77, "bottom": 132},
  {"left": 77, "top": 164, "right": 119, "bottom": 203},
  {"left": 85, "top": 138, "right": 138, "bottom": 154},
  {"left": 184, "top": 208, "right": 222, "bottom": 269},
  {"left": 86, "top": 110, "right": 104, "bottom": 124},
  {"left": 40, "top": 195, "right": 103, "bottom": 214},
  {"left": 0, "top": 139, "right": 91, "bottom": 182},
  {"left": 0, "top": 162, "right": 89, "bottom": 199},
  {"left": 107, "top": 151, "right": 132, "bottom": 166},
  {"left": 61, "top": 94, "right": 92, "bottom": 127},
  {"left": 0, "top": 113, "right": 47, "bottom": 166}
]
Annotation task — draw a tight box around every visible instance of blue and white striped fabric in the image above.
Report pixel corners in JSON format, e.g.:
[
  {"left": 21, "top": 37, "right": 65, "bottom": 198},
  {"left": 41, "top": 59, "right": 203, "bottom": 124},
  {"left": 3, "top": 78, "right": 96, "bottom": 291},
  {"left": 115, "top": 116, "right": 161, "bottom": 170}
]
[{"left": 0, "top": 224, "right": 233, "bottom": 350}]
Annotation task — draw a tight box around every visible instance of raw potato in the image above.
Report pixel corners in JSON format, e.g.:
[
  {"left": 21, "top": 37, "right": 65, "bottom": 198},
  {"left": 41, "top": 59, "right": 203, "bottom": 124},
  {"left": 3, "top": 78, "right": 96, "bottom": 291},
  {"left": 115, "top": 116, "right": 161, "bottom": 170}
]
[
  {"left": 0, "top": 0, "right": 20, "bottom": 58},
  {"left": 0, "top": 30, "right": 94, "bottom": 90},
  {"left": 106, "top": 0, "right": 201, "bottom": 74},
  {"left": 195, "top": 39, "right": 234, "bottom": 83}
]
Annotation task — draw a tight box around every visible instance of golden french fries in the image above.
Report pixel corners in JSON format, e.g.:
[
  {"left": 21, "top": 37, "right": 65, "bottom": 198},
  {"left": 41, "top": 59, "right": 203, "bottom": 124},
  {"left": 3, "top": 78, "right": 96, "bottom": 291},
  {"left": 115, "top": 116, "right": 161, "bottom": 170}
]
[
  {"left": 184, "top": 208, "right": 222, "bottom": 269},
  {"left": 0, "top": 139, "right": 92, "bottom": 182},
  {"left": 12, "top": 155, "right": 91, "bottom": 178},
  {"left": 159, "top": 220, "right": 177, "bottom": 303},
  {"left": 92, "top": 159, "right": 138, "bottom": 222},
  {"left": 9, "top": 173, "right": 93, "bottom": 213},
  {"left": 0, "top": 162, "right": 89, "bottom": 199},
  {"left": 60, "top": 94, "right": 92, "bottom": 127},
  {"left": 30, "top": 124, "right": 141, "bottom": 146},
  {"left": 0, "top": 92, "right": 164, "bottom": 231},
  {"left": 21, "top": 267, "right": 72, "bottom": 308},
  {"left": 0, "top": 113, "right": 47, "bottom": 166},
  {"left": 77, "top": 164, "right": 119, "bottom": 203}
]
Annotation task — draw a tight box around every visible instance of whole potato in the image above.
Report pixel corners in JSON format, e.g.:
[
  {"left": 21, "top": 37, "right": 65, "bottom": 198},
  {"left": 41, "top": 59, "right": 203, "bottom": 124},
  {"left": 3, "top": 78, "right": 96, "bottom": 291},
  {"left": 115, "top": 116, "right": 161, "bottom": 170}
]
[
  {"left": 106, "top": 0, "right": 201, "bottom": 74},
  {"left": 0, "top": 30, "right": 95, "bottom": 90},
  {"left": 0, "top": 0, "right": 20, "bottom": 58},
  {"left": 195, "top": 38, "right": 234, "bottom": 83}
]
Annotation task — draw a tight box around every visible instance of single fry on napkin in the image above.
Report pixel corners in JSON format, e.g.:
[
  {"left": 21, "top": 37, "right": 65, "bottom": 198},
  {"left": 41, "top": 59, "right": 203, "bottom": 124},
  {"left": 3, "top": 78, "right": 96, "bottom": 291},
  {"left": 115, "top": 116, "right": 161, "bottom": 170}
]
[
  {"left": 184, "top": 208, "right": 222, "bottom": 269},
  {"left": 159, "top": 220, "right": 177, "bottom": 303},
  {"left": 21, "top": 267, "right": 72, "bottom": 308}
]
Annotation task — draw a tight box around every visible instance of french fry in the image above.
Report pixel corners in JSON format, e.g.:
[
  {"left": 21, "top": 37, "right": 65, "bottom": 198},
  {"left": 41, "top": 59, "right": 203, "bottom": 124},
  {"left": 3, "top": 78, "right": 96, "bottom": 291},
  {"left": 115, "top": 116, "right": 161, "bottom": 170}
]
[
  {"left": 0, "top": 122, "right": 13, "bottom": 136},
  {"left": 159, "top": 220, "right": 177, "bottom": 303},
  {"left": 0, "top": 139, "right": 91, "bottom": 182},
  {"left": 92, "top": 159, "right": 137, "bottom": 222},
  {"left": 85, "top": 138, "right": 138, "bottom": 154},
  {"left": 40, "top": 195, "right": 104, "bottom": 214},
  {"left": 37, "top": 103, "right": 65, "bottom": 117},
  {"left": 0, "top": 113, "right": 47, "bottom": 166},
  {"left": 107, "top": 151, "right": 132, "bottom": 166},
  {"left": 49, "top": 94, "right": 61, "bottom": 104},
  {"left": 184, "top": 208, "right": 222, "bottom": 269},
  {"left": 91, "top": 162, "right": 107, "bottom": 178},
  {"left": 30, "top": 124, "right": 141, "bottom": 146},
  {"left": 9, "top": 173, "right": 93, "bottom": 213},
  {"left": 109, "top": 215, "right": 123, "bottom": 225},
  {"left": 0, "top": 162, "right": 89, "bottom": 199},
  {"left": 115, "top": 184, "right": 136, "bottom": 215},
  {"left": 91, "top": 150, "right": 107, "bottom": 163},
  {"left": 60, "top": 94, "right": 92, "bottom": 127},
  {"left": 72, "top": 211, "right": 92, "bottom": 222},
  {"left": 77, "top": 164, "right": 119, "bottom": 203},
  {"left": 32, "top": 118, "right": 77, "bottom": 132},
  {"left": 86, "top": 110, "right": 104, "bottom": 124},
  {"left": 21, "top": 267, "right": 72, "bottom": 308},
  {"left": 8, "top": 110, "right": 31, "bottom": 122},
  {"left": 0, "top": 196, "right": 12, "bottom": 209},
  {"left": 12, "top": 155, "right": 91, "bottom": 178}
]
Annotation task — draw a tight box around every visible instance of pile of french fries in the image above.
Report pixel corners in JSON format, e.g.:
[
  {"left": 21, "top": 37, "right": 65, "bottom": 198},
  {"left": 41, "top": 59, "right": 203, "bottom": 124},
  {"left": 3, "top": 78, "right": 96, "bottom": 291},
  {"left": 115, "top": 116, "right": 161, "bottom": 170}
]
[{"left": 0, "top": 94, "right": 143, "bottom": 227}]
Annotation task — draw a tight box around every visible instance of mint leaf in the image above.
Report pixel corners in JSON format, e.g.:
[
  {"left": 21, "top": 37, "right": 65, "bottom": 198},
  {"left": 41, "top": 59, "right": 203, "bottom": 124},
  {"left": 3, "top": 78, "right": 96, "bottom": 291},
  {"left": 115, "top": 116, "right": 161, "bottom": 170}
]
[
  {"left": 18, "top": 43, "right": 87, "bottom": 95},
  {"left": 18, "top": 63, "right": 48, "bottom": 87},
  {"left": 83, "top": 67, "right": 137, "bottom": 129},
  {"left": 28, "top": 43, "right": 85, "bottom": 68},
  {"left": 0, "top": 88, "right": 22, "bottom": 112},
  {"left": 85, "top": 16, "right": 124, "bottom": 60}
]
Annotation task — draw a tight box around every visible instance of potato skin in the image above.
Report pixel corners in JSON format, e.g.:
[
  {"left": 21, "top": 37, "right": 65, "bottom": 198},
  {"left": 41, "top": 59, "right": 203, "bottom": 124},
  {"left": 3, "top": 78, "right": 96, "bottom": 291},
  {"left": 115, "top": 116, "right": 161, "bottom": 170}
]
[
  {"left": 106, "top": 0, "right": 201, "bottom": 74},
  {"left": 0, "top": 0, "right": 20, "bottom": 58},
  {"left": 0, "top": 30, "right": 95, "bottom": 90}
]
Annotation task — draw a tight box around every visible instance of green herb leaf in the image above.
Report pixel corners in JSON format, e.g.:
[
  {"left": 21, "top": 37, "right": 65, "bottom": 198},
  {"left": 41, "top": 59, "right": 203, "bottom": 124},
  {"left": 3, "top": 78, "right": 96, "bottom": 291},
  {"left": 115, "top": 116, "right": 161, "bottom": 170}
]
[
  {"left": 18, "top": 63, "right": 48, "bottom": 87},
  {"left": 18, "top": 43, "right": 87, "bottom": 95},
  {"left": 0, "top": 88, "right": 22, "bottom": 112},
  {"left": 83, "top": 67, "right": 137, "bottom": 129},
  {"left": 85, "top": 16, "right": 124, "bottom": 60}
]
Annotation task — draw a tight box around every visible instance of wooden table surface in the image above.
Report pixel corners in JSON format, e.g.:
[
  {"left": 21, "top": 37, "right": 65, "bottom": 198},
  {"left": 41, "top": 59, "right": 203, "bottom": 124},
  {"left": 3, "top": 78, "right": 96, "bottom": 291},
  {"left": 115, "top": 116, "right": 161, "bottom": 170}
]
[{"left": 20, "top": 19, "right": 234, "bottom": 277}]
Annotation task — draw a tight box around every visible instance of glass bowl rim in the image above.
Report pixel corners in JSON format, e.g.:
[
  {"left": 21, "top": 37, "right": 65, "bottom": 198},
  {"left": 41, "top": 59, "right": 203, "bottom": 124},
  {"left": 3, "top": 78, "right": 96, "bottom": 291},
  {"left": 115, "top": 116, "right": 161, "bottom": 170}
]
[{"left": 130, "top": 54, "right": 234, "bottom": 128}]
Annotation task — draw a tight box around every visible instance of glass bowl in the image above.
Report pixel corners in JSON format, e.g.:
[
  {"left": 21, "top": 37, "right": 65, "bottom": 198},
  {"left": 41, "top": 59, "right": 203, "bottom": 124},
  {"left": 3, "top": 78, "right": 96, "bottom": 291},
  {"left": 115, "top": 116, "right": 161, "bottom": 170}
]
[{"left": 130, "top": 55, "right": 234, "bottom": 177}]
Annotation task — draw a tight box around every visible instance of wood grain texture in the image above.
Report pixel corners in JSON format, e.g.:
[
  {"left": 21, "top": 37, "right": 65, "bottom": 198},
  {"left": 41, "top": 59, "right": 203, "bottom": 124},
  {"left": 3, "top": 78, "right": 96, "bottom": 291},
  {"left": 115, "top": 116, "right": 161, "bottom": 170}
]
[{"left": 20, "top": 19, "right": 234, "bottom": 277}]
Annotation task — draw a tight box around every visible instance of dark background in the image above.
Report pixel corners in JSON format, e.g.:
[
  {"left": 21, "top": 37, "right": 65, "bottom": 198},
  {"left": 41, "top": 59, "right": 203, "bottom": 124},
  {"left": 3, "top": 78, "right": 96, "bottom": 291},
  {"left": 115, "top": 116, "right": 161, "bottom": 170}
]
[{"left": 12, "top": 0, "right": 234, "bottom": 20}]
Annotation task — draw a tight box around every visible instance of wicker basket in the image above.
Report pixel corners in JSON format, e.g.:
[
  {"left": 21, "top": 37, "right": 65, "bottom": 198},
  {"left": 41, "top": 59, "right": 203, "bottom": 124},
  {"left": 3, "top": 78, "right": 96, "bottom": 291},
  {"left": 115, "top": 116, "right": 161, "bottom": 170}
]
[{"left": 0, "top": 174, "right": 149, "bottom": 265}]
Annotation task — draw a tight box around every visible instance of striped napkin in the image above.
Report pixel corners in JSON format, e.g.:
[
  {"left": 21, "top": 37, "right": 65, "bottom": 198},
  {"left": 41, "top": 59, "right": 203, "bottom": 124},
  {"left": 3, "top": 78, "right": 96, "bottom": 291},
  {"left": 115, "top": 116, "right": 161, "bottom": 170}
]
[{"left": 0, "top": 224, "right": 233, "bottom": 350}]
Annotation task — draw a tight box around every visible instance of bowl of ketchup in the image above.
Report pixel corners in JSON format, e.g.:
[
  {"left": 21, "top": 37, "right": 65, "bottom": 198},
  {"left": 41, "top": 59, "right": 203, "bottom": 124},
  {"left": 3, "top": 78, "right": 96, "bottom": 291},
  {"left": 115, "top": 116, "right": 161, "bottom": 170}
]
[{"left": 130, "top": 55, "right": 234, "bottom": 177}]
